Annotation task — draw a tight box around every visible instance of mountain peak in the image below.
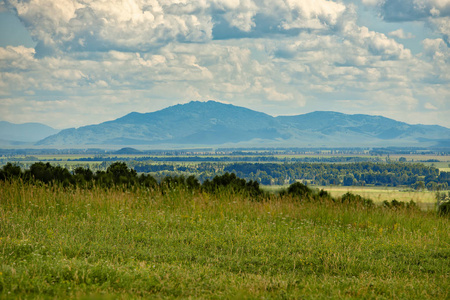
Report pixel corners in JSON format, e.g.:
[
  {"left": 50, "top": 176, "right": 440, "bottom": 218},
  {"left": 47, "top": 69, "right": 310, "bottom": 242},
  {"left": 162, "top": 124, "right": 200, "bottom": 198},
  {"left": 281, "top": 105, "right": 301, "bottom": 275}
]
[
  {"left": 0, "top": 121, "right": 59, "bottom": 144},
  {"left": 35, "top": 101, "right": 450, "bottom": 148}
]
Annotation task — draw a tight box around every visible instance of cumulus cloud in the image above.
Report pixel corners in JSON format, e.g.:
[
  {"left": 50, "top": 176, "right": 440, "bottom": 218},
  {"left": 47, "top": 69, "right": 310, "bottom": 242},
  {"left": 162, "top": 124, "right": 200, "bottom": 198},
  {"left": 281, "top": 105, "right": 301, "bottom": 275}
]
[
  {"left": 378, "top": 0, "right": 450, "bottom": 21},
  {"left": 0, "top": 0, "right": 449, "bottom": 128},
  {"left": 388, "top": 29, "right": 415, "bottom": 39},
  {"left": 4, "top": 0, "right": 215, "bottom": 56},
  {"left": 2, "top": 0, "right": 358, "bottom": 54},
  {"left": 279, "top": 0, "right": 346, "bottom": 30},
  {"left": 367, "top": 0, "right": 450, "bottom": 45},
  {"left": 342, "top": 22, "right": 412, "bottom": 60},
  {"left": 422, "top": 37, "right": 449, "bottom": 58}
]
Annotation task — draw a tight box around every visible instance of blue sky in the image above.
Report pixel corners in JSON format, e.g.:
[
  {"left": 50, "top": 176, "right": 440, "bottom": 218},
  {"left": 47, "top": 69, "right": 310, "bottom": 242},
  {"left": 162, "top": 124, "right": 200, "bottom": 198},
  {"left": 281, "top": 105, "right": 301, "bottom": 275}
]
[{"left": 0, "top": 0, "right": 449, "bottom": 129}]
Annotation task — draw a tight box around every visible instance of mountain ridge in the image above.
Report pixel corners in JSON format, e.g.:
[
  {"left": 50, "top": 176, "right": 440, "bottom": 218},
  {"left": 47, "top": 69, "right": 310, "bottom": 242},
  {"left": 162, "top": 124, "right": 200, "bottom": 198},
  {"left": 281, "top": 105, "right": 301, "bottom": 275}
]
[
  {"left": 33, "top": 101, "right": 450, "bottom": 148},
  {"left": 0, "top": 121, "right": 59, "bottom": 145}
]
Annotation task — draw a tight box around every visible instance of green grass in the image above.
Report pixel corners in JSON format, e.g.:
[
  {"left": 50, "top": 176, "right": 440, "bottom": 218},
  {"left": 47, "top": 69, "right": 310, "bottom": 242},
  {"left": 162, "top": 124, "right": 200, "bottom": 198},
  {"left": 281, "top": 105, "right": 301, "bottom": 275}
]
[{"left": 1, "top": 180, "right": 449, "bottom": 299}]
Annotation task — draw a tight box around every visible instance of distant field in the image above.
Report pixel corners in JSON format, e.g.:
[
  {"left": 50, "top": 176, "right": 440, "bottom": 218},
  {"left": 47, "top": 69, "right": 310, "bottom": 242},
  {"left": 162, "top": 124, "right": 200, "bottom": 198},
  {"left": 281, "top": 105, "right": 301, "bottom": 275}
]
[
  {"left": 319, "top": 186, "right": 437, "bottom": 210},
  {"left": 262, "top": 185, "right": 437, "bottom": 210},
  {"left": 4, "top": 153, "right": 450, "bottom": 162},
  {"left": 319, "top": 186, "right": 435, "bottom": 202},
  {"left": 422, "top": 162, "right": 450, "bottom": 169},
  {"left": 388, "top": 154, "right": 450, "bottom": 162}
]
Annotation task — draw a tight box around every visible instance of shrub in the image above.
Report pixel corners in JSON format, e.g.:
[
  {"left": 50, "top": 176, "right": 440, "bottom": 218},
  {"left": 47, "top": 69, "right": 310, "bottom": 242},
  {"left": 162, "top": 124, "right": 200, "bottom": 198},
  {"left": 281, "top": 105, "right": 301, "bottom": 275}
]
[
  {"left": 138, "top": 173, "right": 158, "bottom": 189},
  {"left": 436, "top": 192, "right": 450, "bottom": 217},
  {"left": 186, "top": 175, "right": 200, "bottom": 191},
  {"left": 383, "top": 199, "right": 418, "bottom": 210},
  {"left": 202, "top": 173, "right": 263, "bottom": 198},
  {"left": 287, "top": 182, "right": 312, "bottom": 199},
  {"left": 438, "top": 201, "right": 450, "bottom": 216},
  {"left": 339, "top": 192, "right": 374, "bottom": 208},
  {"left": 0, "top": 163, "right": 22, "bottom": 180}
]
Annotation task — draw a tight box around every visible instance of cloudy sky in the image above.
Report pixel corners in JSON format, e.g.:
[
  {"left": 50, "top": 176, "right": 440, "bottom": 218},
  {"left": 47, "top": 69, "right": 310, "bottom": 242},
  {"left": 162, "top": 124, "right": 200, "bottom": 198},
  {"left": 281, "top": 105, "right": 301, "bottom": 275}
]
[{"left": 0, "top": 0, "right": 449, "bottom": 129}]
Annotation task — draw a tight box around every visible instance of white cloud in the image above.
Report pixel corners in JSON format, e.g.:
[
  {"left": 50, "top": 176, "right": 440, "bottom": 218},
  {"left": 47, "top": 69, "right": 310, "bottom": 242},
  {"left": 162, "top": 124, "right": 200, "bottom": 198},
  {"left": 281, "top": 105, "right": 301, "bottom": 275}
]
[
  {"left": 213, "top": 0, "right": 258, "bottom": 32},
  {"left": 388, "top": 29, "right": 415, "bottom": 39},
  {"left": 343, "top": 23, "right": 412, "bottom": 60},
  {"left": 371, "top": 0, "right": 450, "bottom": 46},
  {"left": 422, "top": 38, "right": 449, "bottom": 58},
  {"left": 280, "top": 0, "right": 346, "bottom": 30},
  {"left": 0, "top": 0, "right": 449, "bottom": 128},
  {"left": 377, "top": 0, "right": 450, "bottom": 20},
  {"left": 360, "top": 0, "right": 380, "bottom": 6},
  {"left": 4, "top": 0, "right": 215, "bottom": 55},
  {"left": 425, "top": 102, "right": 438, "bottom": 110},
  {"left": 430, "top": 16, "right": 450, "bottom": 45}
]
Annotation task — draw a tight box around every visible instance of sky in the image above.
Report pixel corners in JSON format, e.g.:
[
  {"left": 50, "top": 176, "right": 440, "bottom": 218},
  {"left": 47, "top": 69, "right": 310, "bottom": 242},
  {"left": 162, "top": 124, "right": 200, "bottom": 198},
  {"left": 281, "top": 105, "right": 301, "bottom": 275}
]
[{"left": 0, "top": 0, "right": 449, "bottom": 129}]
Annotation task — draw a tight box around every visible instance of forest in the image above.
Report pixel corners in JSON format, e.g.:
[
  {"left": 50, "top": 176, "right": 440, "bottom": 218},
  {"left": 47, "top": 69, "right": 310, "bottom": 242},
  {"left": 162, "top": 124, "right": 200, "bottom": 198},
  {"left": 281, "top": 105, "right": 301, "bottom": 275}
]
[
  {"left": 2, "top": 160, "right": 450, "bottom": 191},
  {"left": 134, "top": 161, "right": 450, "bottom": 190}
]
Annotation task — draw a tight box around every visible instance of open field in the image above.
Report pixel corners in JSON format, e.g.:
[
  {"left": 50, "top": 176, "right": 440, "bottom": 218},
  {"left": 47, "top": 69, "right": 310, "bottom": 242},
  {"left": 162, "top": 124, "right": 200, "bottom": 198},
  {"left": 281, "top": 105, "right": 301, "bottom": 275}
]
[
  {"left": 3, "top": 153, "right": 450, "bottom": 163},
  {"left": 319, "top": 186, "right": 437, "bottom": 210},
  {"left": 422, "top": 162, "right": 450, "bottom": 169},
  {"left": 387, "top": 154, "right": 450, "bottom": 162},
  {"left": 1, "top": 180, "right": 449, "bottom": 299},
  {"left": 262, "top": 186, "right": 438, "bottom": 210}
]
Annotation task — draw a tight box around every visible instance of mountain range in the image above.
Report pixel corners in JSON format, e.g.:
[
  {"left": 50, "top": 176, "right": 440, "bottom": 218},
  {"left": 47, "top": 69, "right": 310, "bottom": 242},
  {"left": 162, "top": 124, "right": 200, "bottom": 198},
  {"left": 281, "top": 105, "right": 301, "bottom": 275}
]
[
  {"left": 0, "top": 121, "right": 59, "bottom": 146},
  {"left": 30, "top": 101, "right": 449, "bottom": 148}
]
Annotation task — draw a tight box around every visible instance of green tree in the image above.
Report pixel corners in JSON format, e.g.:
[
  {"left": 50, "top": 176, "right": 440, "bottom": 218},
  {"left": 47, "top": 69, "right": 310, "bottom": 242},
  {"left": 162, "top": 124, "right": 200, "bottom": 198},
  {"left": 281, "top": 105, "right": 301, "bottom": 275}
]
[{"left": 0, "top": 163, "right": 22, "bottom": 180}]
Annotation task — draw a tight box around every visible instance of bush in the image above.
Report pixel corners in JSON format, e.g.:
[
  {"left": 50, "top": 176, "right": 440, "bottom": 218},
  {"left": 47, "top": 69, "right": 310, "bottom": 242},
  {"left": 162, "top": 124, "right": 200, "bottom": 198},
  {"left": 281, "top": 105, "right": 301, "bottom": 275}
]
[
  {"left": 287, "top": 182, "right": 312, "bottom": 199},
  {"left": 0, "top": 163, "right": 22, "bottom": 181},
  {"left": 23, "top": 162, "right": 73, "bottom": 185},
  {"left": 438, "top": 201, "right": 450, "bottom": 216},
  {"left": 383, "top": 199, "right": 418, "bottom": 210},
  {"left": 202, "top": 173, "right": 263, "bottom": 198},
  {"left": 139, "top": 173, "right": 158, "bottom": 189},
  {"left": 106, "top": 162, "right": 137, "bottom": 187},
  {"left": 436, "top": 192, "right": 450, "bottom": 217},
  {"left": 339, "top": 192, "right": 374, "bottom": 208}
]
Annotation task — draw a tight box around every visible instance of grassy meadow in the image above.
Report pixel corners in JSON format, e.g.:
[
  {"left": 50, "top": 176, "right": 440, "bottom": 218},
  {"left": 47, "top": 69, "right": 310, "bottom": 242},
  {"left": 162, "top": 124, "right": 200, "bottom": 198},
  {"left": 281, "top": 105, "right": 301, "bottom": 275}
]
[
  {"left": 1, "top": 180, "right": 449, "bottom": 299},
  {"left": 262, "top": 185, "right": 438, "bottom": 210},
  {"left": 318, "top": 187, "right": 437, "bottom": 210}
]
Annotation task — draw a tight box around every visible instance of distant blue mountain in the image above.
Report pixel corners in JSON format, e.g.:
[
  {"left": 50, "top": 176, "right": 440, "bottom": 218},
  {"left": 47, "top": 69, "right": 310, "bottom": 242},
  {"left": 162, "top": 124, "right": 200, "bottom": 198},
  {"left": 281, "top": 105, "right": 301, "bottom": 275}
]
[
  {"left": 0, "top": 121, "right": 59, "bottom": 145},
  {"left": 36, "top": 101, "right": 450, "bottom": 148}
]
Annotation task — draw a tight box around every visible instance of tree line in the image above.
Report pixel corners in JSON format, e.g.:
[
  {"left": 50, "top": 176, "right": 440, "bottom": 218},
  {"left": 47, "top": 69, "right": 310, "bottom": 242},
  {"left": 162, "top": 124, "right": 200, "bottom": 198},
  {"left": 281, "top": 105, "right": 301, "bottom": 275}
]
[
  {"left": 0, "top": 162, "right": 262, "bottom": 198},
  {"left": 135, "top": 161, "right": 450, "bottom": 190},
  {"left": 2, "top": 161, "right": 449, "bottom": 191},
  {"left": 3, "top": 161, "right": 449, "bottom": 215},
  {"left": 224, "top": 162, "right": 449, "bottom": 190},
  {"left": 70, "top": 156, "right": 383, "bottom": 163}
]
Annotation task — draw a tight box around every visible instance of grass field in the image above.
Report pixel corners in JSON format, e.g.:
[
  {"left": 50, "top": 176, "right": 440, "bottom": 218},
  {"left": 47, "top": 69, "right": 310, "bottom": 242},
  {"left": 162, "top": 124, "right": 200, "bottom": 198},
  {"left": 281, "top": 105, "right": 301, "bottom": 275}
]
[
  {"left": 1, "top": 180, "right": 449, "bottom": 299},
  {"left": 319, "top": 186, "right": 437, "bottom": 210},
  {"left": 262, "top": 185, "right": 438, "bottom": 210}
]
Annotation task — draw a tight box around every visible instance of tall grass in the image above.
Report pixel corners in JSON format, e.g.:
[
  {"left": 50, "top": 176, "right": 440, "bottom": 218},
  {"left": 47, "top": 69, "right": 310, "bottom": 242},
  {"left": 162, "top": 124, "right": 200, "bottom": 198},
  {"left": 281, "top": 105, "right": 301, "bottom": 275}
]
[{"left": 0, "top": 180, "right": 449, "bottom": 299}]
